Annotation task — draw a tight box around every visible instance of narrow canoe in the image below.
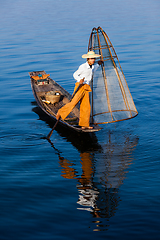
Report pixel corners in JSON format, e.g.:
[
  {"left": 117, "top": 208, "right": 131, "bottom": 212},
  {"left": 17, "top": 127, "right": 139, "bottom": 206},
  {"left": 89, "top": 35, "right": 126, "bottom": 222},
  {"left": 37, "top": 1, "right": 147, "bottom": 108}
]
[{"left": 29, "top": 70, "right": 102, "bottom": 133}]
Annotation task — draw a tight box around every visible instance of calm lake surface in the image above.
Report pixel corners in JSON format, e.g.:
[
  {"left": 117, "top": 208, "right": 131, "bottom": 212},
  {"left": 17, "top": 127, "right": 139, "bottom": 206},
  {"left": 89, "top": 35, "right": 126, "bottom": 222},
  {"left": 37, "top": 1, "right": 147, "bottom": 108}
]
[{"left": 0, "top": 0, "right": 160, "bottom": 239}]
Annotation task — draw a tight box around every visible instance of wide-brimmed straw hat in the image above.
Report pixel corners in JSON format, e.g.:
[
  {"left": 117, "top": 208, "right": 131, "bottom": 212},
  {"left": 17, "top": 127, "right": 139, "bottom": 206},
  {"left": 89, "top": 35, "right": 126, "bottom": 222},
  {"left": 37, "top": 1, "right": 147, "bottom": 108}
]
[{"left": 82, "top": 51, "right": 101, "bottom": 59}]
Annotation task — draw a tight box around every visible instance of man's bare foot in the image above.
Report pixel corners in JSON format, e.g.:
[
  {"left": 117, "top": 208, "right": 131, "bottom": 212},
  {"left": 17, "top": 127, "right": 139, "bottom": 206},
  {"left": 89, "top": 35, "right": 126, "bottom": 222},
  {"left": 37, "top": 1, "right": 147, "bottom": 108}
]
[
  {"left": 82, "top": 126, "right": 93, "bottom": 130},
  {"left": 56, "top": 112, "right": 61, "bottom": 120}
]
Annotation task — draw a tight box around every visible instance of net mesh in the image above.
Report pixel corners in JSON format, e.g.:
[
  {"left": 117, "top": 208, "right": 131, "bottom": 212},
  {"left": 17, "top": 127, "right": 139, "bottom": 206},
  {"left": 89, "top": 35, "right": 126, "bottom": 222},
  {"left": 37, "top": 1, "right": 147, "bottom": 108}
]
[{"left": 88, "top": 27, "right": 138, "bottom": 124}]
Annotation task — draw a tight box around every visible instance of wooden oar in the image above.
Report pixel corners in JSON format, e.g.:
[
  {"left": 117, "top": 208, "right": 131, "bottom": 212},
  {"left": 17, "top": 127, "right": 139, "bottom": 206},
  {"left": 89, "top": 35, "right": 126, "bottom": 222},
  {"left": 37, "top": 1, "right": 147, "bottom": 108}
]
[
  {"left": 46, "top": 83, "right": 83, "bottom": 140},
  {"left": 46, "top": 118, "right": 60, "bottom": 140}
]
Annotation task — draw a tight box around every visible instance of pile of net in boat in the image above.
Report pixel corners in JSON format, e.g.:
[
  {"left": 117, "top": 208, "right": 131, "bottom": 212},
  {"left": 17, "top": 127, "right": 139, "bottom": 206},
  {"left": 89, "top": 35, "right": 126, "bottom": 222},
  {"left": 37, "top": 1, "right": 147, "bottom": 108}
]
[{"left": 88, "top": 26, "right": 138, "bottom": 124}]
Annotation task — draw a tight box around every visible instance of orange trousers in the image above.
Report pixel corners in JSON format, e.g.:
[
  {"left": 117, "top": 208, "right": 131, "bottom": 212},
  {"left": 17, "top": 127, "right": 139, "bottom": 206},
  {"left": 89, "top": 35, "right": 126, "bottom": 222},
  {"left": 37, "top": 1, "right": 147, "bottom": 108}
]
[{"left": 58, "top": 82, "right": 92, "bottom": 127}]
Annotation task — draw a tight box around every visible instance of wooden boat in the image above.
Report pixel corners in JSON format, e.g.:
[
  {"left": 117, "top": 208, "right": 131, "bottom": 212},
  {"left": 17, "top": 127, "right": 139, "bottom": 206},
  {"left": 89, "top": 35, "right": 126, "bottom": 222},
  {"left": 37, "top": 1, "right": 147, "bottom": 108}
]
[{"left": 29, "top": 70, "right": 102, "bottom": 133}]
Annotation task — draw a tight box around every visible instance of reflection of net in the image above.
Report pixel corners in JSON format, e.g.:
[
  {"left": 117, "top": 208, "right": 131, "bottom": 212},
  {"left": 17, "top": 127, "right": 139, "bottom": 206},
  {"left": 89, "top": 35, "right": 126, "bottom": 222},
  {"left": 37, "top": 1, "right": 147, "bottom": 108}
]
[{"left": 89, "top": 27, "right": 138, "bottom": 124}]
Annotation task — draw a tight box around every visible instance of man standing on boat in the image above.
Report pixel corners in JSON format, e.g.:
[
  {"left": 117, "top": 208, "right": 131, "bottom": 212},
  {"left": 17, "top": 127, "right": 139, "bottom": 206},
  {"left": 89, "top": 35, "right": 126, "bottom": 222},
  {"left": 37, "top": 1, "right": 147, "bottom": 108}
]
[{"left": 56, "top": 51, "right": 103, "bottom": 129}]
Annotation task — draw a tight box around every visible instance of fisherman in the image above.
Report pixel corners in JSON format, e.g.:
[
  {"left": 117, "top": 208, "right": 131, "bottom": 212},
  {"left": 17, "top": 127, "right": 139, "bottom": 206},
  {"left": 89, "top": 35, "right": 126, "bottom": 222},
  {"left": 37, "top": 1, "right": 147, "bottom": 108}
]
[{"left": 56, "top": 51, "right": 103, "bottom": 129}]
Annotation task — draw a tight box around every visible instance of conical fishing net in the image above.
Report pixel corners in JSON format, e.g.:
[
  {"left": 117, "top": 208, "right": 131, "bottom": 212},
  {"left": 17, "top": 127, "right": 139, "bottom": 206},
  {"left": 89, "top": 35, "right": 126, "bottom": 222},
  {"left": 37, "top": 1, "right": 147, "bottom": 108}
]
[{"left": 88, "top": 27, "right": 138, "bottom": 124}]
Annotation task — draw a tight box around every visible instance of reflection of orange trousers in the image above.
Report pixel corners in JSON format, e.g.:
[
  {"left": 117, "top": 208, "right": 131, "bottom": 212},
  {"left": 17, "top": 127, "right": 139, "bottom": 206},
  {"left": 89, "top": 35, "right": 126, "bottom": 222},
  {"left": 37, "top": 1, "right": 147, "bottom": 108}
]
[
  {"left": 59, "top": 152, "right": 92, "bottom": 180},
  {"left": 58, "top": 82, "right": 92, "bottom": 127}
]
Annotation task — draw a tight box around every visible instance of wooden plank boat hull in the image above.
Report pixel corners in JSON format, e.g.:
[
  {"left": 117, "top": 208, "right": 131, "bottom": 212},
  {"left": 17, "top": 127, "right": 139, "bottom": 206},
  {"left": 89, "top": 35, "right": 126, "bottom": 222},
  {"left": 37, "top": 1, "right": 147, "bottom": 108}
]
[{"left": 29, "top": 71, "right": 102, "bottom": 133}]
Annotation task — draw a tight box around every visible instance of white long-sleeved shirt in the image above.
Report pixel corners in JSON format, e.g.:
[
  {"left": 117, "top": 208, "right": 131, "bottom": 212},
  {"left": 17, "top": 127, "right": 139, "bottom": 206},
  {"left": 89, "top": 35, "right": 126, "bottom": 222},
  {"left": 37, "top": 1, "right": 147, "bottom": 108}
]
[{"left": 73, "top": 62, "right": 99, "bottom": 85}]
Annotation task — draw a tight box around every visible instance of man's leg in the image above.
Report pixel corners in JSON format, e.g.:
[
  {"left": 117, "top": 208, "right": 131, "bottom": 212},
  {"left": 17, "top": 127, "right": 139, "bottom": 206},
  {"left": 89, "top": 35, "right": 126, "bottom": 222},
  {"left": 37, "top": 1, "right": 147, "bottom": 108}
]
[
  {"left": 57, "top": 83, "right": 85, "bottom": 120},
  {"left": 79, "top": 90, "right": 91, "bottom": 128}
]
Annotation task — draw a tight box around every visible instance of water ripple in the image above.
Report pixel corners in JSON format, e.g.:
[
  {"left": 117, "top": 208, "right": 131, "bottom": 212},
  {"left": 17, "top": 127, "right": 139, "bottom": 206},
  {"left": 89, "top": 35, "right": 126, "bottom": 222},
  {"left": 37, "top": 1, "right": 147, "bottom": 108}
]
[{"left": 0, "top": 133, "right": 45, "bottom": 149}]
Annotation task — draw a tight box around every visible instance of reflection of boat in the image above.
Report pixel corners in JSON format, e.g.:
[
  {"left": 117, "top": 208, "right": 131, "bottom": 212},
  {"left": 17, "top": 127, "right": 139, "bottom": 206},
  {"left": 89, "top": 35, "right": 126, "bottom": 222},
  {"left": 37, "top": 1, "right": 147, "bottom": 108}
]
[{"left": 29, "top": 71, "right": 101, "bottom": 133}]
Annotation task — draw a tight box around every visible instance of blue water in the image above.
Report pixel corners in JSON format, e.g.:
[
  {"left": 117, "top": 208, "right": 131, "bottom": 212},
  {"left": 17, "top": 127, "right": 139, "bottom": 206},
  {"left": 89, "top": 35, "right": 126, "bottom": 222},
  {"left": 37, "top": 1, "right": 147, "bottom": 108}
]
[{"left": 0, "top": 0, "right": 160, "bottom": 239}]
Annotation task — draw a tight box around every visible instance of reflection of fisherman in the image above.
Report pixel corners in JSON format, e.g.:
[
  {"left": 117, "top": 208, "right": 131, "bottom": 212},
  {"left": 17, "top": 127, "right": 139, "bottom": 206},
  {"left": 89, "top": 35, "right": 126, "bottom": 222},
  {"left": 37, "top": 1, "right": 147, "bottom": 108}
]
[
  {"left": 59, "top": 152, "right": 99, "bottom": 213},
  {"left": 57, "top": 133, "right": 138, "bottom": 227},
  {"left": 56, "top": 51, "right": 103, "bottom": 129},
  {"left": 77, "top": 152, "right": 99, "bottom": 213}
]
